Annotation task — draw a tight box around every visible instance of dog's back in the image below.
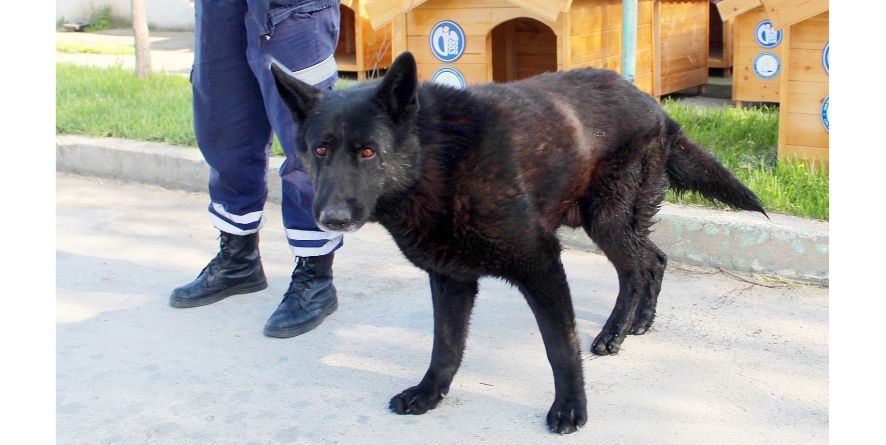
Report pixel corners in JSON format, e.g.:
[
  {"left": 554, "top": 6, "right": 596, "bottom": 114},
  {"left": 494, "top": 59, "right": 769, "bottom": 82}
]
[
  {"left": 414, "top": 67, "right": 763, "bottom": 237},
  {"left": 478, "top": 69, "right": 664, "bottom": 230}
]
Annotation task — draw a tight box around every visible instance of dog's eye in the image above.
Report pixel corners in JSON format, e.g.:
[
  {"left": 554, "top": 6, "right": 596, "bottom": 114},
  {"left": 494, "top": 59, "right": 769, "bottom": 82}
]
[
  {"left": 360, "top": 148, "right": 376, "bottom": 159},
  {"left": 314, "top": 146, "right": 327, "bottom": 157}
]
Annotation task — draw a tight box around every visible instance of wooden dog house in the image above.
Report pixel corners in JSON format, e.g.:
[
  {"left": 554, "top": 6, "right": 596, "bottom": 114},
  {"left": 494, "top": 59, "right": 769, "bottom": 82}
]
[
  {"left": 717, "top": 0, "right": 829, "bottom": 167},
  {"left": 364, "top": 0, "right": 711, "bottom": 99},
  {"left": 717, "top": 0, "right": 784, "bottom": 104},
  {"left": 655, "top": 0, "right": 711, "bottom": 96},
  {"left": 336, "top": 0, "right": 394, "bottom": 79}
]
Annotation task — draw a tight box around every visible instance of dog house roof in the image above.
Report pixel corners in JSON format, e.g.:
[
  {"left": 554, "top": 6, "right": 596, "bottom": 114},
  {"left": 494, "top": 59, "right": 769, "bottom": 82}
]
[
  {"left": 715, "top": 0, "right": 828, "bottom": 27},
  {"left": 364, "top": 0, "right": 572, "bottom": 30}
]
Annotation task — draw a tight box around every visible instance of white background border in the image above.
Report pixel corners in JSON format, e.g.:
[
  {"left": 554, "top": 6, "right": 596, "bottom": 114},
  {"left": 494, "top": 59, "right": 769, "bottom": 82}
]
[{"left": 2, "top": 2, "right": 56, "bottom": 442}]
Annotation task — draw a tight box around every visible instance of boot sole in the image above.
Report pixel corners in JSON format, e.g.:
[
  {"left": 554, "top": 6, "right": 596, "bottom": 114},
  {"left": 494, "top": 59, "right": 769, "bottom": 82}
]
[
  {"left": 169, "top": 280, "right": 269, "bottom": 309},
  {"left": 263, "top": 299, "right": 338, "bottom": 338}
]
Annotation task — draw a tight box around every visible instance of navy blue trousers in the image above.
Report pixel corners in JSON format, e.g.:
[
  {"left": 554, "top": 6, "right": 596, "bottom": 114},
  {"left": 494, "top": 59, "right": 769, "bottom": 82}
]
[{"left": 192, "top": 0, "right": 343, "bottom": 257}]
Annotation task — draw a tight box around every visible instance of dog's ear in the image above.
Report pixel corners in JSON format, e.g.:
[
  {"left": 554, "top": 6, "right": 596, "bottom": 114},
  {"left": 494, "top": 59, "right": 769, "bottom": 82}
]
[
  {"left": 270, "top": 60, "right": 320, "bottom": 123},
  {"left": 374, "top": 52, "right": 419, "bottom": 121}
]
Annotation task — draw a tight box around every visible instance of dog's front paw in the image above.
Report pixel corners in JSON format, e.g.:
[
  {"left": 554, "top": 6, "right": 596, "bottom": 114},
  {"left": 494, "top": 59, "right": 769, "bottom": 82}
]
[
  {"left": 591, "top": 325, "right": 628, "bottom": 355},
  {"left": 546, "top": 397, "right": 587, "bottom": 434},
  {"left": 389, "top": 385, "right": 443, "bottom": 415}
]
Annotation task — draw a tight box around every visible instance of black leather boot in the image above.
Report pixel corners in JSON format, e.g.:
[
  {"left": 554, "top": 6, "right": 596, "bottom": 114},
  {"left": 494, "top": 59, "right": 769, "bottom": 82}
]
[
  {"left": 263, "top": 253, "right": 338, "bottom": 338},
  {"left": 169, "top": 231, "right": 268, "bottom": 308}
]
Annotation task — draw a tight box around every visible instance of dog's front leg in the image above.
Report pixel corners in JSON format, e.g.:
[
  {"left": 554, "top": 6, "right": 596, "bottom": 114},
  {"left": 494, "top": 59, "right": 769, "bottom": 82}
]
[
  {"left": 390, "top": 271, "right": 478, "bottom": 415},
  {"left": 516, "top": 258, "right": 588, "bottom": 434}
]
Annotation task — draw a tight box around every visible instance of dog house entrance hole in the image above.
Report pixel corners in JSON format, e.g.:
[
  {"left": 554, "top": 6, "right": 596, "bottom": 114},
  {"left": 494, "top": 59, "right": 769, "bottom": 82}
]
[
  {"left": 335, "top": 4, "right": 357, "bottom": 68},
  {"left": 489, "top": 18, "right": 557, "bottom": 83}
]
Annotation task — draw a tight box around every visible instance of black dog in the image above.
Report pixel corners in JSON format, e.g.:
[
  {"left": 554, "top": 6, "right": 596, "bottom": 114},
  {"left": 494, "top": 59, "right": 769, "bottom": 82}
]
[{"left": 270, "top": 52, "right": 765, "bottom": 434}]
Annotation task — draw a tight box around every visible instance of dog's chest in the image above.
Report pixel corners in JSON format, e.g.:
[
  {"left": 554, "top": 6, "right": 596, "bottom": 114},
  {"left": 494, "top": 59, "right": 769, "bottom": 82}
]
[
  {"left": 381, "top": 208, "right": 534, "bottom": 280},
  {"left": 398, "top": 233, "right": 506, "bottom": 279}
]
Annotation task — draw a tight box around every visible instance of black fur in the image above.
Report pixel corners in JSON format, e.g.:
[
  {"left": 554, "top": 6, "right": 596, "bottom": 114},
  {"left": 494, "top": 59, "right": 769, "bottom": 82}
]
[
  {"left": 271, "top": 53, "right": 766, "bottom": 434},
  {"left": 664, "top": 118, "right": 767, "bottom": 217}
]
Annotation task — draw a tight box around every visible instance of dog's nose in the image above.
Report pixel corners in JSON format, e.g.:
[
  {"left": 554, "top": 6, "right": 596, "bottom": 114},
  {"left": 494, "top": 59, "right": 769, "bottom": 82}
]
[{"left": 318, "top": 207, "right": 353, "bottom": 230}]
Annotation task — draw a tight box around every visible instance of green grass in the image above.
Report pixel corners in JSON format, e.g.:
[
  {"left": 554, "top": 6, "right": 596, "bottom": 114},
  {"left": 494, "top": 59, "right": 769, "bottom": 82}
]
[
  {"left": 56, "top": 41, "right": 134, "bottom": 55},
  {"left": 56, "top": 64, "right": 828, "bottom": 220},
  {"left": 84, "top": 6, "right": 113, "bottom": 32},
  {"left": 661, "top": 100, "right": 828, "bottom": 220},
  {"left": 57, "top": 64, "right": 195, "bottom": 145},
  {"left": 335, "top": 78, "right": 357, "bottom": 90}
]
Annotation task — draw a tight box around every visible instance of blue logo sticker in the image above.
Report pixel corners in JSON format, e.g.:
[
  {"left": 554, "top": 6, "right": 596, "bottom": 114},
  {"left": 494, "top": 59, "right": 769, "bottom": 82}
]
[
  {"left": 820, "top": 96, "right": 829, "bottom": 133},
  {"left": 753, "top": 52, "right": 781, "bottom": 80},
  {"left": 431, "top": 67, "right": 467, "bottom": 89},
  {"left": 754, "top": 20, "right": 783, "bottom": 48},
  {"left": 822, "top": 42, "right": 829, "bottom": 75},
  {"left": 429, "top": 20, "right": 466, "bottom": 62}
]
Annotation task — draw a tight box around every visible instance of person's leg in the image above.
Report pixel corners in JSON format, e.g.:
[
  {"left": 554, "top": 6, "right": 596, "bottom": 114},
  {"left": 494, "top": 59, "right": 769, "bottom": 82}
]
[
  {"left": 245, "top": 4, "right": 343, "bottom": 337},
  {"left": 170, "top": 0, "right": 272, "bottom": 308}
]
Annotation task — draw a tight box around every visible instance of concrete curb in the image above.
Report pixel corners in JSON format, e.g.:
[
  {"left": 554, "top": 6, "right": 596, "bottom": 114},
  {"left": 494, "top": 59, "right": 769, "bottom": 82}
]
[
  {"left": 56, "top": 135, "right": 829, "bottom": 285},
  {"left": 56, "top": 135, "right": 285, "bottom": 203}
]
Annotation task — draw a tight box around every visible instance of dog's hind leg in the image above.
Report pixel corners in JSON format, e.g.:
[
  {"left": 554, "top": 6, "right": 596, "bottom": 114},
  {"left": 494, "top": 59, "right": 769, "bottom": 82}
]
[
  {"left": 513, "top": 245, "right": 587, "bottom": 434},
  {"left": 624, "top": 153, "right": 669, "bottom": 336},
  {"left": 581, "top": 149, "right": 669, "bottom": 355},
  {"left": 629, "top": 241, "right": 667, "bottom": 335},
  {"left": 389, "top": 272, "right": 478, "bottom": 415}
]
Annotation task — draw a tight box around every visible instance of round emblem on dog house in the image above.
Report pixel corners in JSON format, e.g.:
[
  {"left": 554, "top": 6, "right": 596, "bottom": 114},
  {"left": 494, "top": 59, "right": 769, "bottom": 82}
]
[
  {"left": 431, "top": 67, "right": 467, "bottom": 89},
  {"left": 820, "top": 96, "right": 829, "bottom": 133},
  {"left": 822, "top": 41, "right": 829, "bottom": 75},
  {"left": 753, "top": 52, "right": 781, "bottom": 80},
  {"left": 754, "top": 20, "right": 783, "bottom": 48},
  {"left": 429, "top": 20, "right": 466, "bottom": 62}
]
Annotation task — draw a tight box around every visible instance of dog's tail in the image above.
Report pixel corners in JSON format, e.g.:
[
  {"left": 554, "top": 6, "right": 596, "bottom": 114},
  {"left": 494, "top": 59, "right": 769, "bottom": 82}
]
[{"left": 664, "top": 117, "right": 767, "bottom": 217}]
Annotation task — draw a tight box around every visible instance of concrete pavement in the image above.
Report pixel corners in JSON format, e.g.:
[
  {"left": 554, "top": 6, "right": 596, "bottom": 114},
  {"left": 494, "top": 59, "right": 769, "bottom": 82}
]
[{"left": 57, "top": 173, "right": 828, "bottom": 444}]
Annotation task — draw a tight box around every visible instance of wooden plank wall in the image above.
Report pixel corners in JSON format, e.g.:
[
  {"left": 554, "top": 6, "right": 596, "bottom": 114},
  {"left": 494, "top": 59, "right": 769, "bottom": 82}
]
[
  {"left": 402, "top": 0, "right": 561, "bottom": 84},
  {"left": 567, "top": 0, "right": 655, "bottom": 95},
  {"left": 778, "top": 11, "right": 828, "bottom": 167},
  {"left": 359, "top": 0, "right": 393, "bottom": 73},
  {"left": 732, "top": 5, "right": 782, "bottom": 102},
  {"left": 656, "top": 0, "right": 709, "bottom": 96}
]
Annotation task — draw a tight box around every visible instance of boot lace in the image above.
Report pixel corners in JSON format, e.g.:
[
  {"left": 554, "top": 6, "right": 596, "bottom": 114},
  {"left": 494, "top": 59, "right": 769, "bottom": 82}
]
[
  {"left": 196, "top": 233, "right": 231, "bottom": 277},
  {"left": 283, "top": 257, "right": 317, "bottom": 311}
]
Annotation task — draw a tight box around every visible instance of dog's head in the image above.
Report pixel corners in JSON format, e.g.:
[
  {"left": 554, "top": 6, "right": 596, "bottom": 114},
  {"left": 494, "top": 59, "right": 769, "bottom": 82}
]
[{"left": 271, "top": 52, "right": 421, "bottom": 233}]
